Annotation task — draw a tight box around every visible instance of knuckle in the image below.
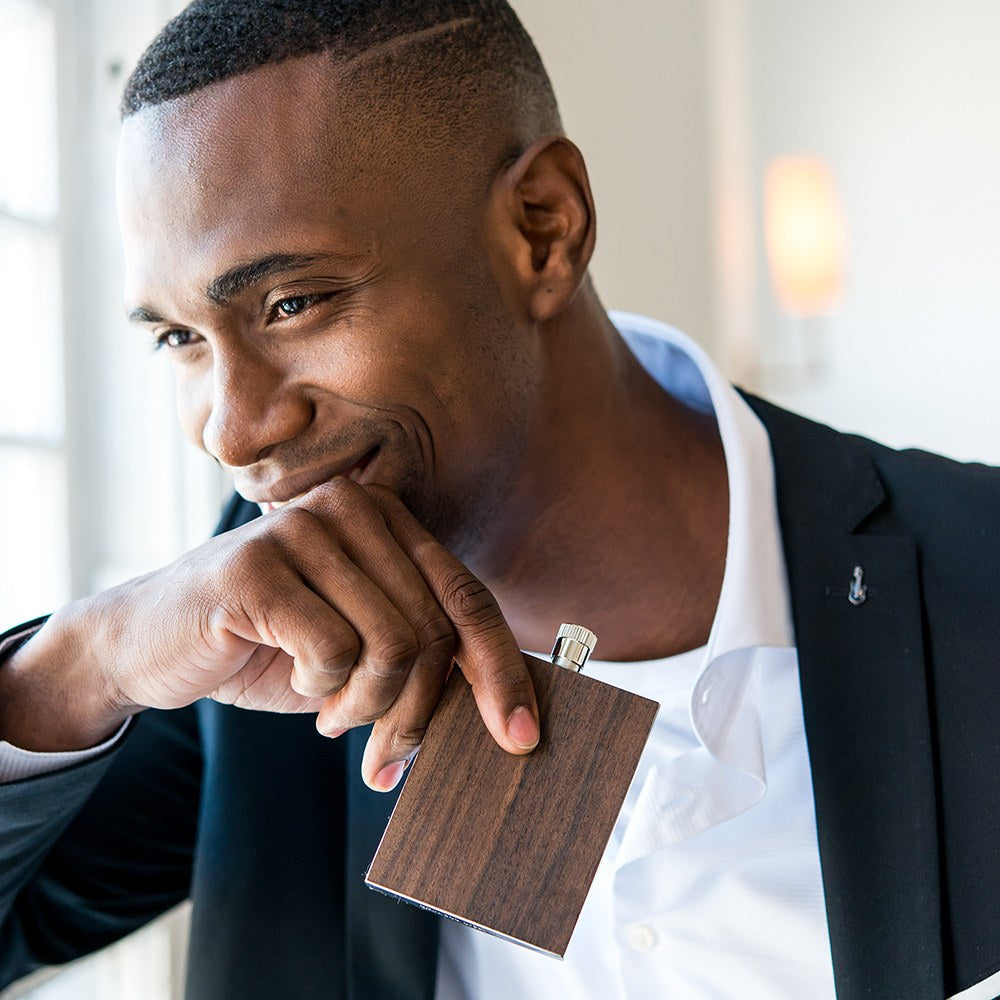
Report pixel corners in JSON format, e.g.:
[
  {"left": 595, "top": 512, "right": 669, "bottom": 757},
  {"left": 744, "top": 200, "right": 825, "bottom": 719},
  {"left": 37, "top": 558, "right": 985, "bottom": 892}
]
[
  {"left": 240, "top": 510, "right": 329, "bottom": 565},
  {"left": 270, "top": 504, "right": 324, "bottom": 540},
  {"left": 309, "top": 631, "right": 361, "bottom": 673},
  {"left": 294, "top": 665, "right": 351, "bottom": 700},
  {"left": 310, "top": 478, "right": 370, "bottom": 519},
  {"left": 294, "top": 632, "right": 360, "bottom": 696},
  {"left": 219, "top": 539, "right": 275, "bottom": 591},
  {"left": 487, "top": 661, "right": 535, "bottom": 700},
  {"left": 441, "top": 571, "right": 501, "bottom": 630},
  {"left": 417, "top": 612, "right": 456, "bottom": 658},
  {"left": 368, "top": 628, "right": 419, "bottom": 677},
  {"left": 211, "top": 549, "right": 290, "bottom": 635},
  {"left": 385, "top": 722, "right": 427, "bottom": 757}
]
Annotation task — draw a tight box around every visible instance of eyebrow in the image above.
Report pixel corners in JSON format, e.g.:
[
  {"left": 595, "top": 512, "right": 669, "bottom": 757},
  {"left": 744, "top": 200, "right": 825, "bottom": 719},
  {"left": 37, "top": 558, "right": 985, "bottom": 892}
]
[
  {"left": 128, "top": 305, "right": 165, "bottom": 324},
  {"left": 205, "top": 252, "right": 335, "bottom": 305},
  {"left": 127, "top": 251, "right": 353, "bottom": 324}
]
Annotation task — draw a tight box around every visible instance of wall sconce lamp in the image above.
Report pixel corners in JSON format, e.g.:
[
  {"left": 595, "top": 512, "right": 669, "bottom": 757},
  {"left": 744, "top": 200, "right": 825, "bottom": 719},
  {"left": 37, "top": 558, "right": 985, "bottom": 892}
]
[{"left": 764, "top": 155, "right": 846, "bottom": 318}]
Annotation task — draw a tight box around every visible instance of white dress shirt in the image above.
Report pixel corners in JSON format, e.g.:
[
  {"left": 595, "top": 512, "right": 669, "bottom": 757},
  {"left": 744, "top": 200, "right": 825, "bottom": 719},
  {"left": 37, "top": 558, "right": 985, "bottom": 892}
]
[{"left": 435, "top": 312, "right": 838, "bottom": 999}]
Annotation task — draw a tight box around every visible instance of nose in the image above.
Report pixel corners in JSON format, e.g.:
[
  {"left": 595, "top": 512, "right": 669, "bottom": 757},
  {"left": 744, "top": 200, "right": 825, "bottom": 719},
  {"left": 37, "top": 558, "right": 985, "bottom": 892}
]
[{"left": 200, "top": 351, "right": 313, "bottom": 469}]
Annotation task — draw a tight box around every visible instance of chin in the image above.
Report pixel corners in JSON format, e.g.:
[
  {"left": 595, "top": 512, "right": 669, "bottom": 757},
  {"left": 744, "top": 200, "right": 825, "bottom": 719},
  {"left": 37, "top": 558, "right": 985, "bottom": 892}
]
[{"left": 399, "top": 480, "right": 499, "bottom": 569}]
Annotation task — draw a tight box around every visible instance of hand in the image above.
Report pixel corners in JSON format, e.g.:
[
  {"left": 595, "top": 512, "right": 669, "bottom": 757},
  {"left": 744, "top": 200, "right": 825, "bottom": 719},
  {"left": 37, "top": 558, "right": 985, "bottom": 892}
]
[{"left": 3, "top": 481, "right": 539, "bottom": 790}]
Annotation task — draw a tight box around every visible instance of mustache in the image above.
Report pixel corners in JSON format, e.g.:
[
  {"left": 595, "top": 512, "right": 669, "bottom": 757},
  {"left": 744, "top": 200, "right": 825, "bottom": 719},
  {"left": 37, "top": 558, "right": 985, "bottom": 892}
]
[{"left": 223, "top": 419, "right": 389, "bottom": 476}]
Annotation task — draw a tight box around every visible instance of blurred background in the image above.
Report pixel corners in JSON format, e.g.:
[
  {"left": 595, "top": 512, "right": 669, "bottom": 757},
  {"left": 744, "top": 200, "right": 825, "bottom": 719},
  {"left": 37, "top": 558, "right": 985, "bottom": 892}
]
[{"left": 1, "top": 0, "right": 998, "bottom": 996}]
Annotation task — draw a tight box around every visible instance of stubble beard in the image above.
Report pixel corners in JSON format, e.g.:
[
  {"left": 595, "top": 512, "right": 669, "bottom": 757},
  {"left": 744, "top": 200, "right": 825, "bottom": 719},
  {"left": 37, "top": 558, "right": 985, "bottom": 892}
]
[{"left": 393, "top": 459, "right": 511, "bottom": 572}]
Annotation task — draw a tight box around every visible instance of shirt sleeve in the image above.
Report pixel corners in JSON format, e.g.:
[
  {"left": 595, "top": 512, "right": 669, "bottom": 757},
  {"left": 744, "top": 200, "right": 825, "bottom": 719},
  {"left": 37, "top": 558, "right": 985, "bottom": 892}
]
[{"left": 0, "top": 720, "right": 132, "bottom": 783}]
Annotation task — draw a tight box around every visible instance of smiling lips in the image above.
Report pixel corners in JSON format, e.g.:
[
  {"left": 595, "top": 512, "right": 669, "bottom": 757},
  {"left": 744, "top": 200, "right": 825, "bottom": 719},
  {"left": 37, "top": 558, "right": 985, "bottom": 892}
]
[{"left": 259, "top": 446, "right": 380, "bottom": 511}]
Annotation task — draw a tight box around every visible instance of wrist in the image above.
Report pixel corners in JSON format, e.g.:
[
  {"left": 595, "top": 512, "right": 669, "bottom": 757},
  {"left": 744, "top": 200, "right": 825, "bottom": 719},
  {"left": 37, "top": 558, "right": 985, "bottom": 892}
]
[{"left": 0, "top": 602, "right": 135, "bottom": 752}]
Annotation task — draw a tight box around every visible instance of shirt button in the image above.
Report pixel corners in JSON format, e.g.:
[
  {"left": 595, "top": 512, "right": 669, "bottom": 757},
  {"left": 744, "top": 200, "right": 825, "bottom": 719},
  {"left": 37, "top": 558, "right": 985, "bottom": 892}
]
[{"left": 626, "top": 923, "right": 657, "bottom": 952}]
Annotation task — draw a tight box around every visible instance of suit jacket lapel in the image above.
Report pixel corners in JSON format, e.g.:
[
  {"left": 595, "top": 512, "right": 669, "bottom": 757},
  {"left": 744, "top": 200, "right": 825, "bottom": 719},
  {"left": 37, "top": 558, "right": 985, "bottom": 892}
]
[
  {"left": 746, "top": 394, "right": 945, "bottom": 999},
  {"left": 344, "top": 727, "right": 440, "bottom": 1000}
]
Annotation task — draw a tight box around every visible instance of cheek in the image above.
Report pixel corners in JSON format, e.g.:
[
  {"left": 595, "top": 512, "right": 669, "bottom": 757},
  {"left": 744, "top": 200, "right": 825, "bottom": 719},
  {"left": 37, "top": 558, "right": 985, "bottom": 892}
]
[{"left": 311, "top": 311, "right": 452, "bottom": 409}]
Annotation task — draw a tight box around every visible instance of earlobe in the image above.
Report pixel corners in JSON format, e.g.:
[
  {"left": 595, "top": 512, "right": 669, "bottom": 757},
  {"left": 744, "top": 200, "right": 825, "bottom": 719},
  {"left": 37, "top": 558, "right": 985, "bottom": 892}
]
[{"left": 495, "top": 136, "right": 596, "bottom": 322}]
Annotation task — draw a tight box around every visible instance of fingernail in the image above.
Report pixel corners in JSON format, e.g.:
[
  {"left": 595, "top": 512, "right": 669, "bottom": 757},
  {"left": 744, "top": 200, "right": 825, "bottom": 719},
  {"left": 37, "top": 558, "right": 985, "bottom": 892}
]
[
  {"left": 506, "top": 705, "right": 539, "bottom": 751},
  {"left": 373, "top": 759, "right": 409, "bottom": 792}
]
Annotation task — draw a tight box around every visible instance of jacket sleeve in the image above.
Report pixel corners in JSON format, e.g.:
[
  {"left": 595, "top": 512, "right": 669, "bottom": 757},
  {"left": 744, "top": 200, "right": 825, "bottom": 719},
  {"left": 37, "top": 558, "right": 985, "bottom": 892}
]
[{"left": 0, "top": 706, "right": 202, "bottom": 988}]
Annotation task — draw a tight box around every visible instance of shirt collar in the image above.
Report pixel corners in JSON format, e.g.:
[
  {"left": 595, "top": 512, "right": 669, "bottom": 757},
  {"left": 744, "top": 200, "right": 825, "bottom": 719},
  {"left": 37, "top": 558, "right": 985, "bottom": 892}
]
[{"left": 608, "top": 311, "right": 795, "bottom": 856}]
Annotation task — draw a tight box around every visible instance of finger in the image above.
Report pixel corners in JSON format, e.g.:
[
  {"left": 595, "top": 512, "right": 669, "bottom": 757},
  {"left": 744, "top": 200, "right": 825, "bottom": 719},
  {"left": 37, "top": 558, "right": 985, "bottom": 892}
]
[
  {"left": 209, "top": 644, "right": 323, "bottom": 714},
  {"left": 288, "top": 543, "right": 423, "bottom": 713},
  {"left": 218, "top": 565, "right": 363, "bottom": 701},
  {"left": 356, "top": 622, "right": 456, "bottom": 790},
  {"left": 315, "top": 609, "right": 453, "bottom": 760},
  {"left": 366, "top": 486, "right": 540, "bottom": 756},
  {"left": 337, "top": 646, "right": 454, "bottom": 791},
  {"left": 283, "top": 495, "right": 453, "bottom": 728},
  {"left": 303, "top": 480, "right": 453, "bottom": 636}
]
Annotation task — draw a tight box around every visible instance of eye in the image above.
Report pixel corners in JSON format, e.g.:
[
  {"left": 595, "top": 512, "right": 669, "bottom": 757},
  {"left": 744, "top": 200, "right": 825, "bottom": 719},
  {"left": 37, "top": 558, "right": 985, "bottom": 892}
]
[
  {"left": 275, "top": 295, "right": 318, "bottom": 317},
  {"left": 270, "top": 291, "right": 337, "bottom": 322},
  {"left": 153, "top": 328, "right": 197, "bottom": 351}
]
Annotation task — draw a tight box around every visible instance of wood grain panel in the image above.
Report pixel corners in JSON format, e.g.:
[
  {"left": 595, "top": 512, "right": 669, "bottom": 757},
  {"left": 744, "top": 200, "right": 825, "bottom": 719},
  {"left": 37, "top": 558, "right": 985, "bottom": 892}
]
[{"left": 366, "top": 653, "right": 658, "bottom": 957}]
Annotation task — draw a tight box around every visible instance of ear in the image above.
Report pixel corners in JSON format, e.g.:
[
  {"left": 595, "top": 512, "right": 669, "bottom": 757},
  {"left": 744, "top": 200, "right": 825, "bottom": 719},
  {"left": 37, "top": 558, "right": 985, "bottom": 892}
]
[{"left": 489, "top": 136, "right": 596, "bottom": 323}]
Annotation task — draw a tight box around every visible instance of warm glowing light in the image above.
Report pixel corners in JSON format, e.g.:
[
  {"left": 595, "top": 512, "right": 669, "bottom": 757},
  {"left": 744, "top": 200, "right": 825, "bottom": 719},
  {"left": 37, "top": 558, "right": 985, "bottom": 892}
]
[{"left": 764, "top": 155, "right": 846, "bottom": 317}]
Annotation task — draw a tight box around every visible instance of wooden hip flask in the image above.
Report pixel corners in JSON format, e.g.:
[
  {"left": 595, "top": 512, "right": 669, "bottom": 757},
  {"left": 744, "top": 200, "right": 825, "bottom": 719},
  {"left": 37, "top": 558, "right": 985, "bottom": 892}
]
[{"left": 366, "top": 626, "right": 659, "bottom": 957}]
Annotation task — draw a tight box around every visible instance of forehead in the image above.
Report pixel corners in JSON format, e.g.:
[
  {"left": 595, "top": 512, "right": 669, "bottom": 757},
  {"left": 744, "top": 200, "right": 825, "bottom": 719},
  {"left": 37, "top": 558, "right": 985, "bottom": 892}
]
[
  {"left": 116, "top": 56, "right": 420, "bottom": 305},
  {"left": 118, "top": 55, "right": 375, "bottom": 222}
]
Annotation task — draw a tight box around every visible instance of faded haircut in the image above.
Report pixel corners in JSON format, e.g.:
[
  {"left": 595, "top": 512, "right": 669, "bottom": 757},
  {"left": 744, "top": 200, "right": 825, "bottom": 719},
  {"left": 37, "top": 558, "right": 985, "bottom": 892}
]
[{"left": 120, "top": 0, "right": 562, "bottom": 138}]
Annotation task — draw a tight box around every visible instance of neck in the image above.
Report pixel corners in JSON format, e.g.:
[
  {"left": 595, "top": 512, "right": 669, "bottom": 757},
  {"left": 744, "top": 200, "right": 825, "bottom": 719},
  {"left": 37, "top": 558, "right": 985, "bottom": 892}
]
[{"left": 471, "top": 297, "right": 729, "bottom": 662}]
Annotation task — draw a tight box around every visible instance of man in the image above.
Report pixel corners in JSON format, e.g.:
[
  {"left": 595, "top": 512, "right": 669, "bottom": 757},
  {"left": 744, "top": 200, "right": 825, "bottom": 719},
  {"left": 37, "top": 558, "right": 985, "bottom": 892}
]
[{"left": 0, "top": 2, "right": 997, "bottom": 998}]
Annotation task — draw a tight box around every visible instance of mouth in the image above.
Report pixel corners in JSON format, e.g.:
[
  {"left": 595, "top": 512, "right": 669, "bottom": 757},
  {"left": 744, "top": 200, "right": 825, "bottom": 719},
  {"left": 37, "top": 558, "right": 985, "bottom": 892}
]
[{"left": 258, "top": 445, "right": 381, "bottom": 512}]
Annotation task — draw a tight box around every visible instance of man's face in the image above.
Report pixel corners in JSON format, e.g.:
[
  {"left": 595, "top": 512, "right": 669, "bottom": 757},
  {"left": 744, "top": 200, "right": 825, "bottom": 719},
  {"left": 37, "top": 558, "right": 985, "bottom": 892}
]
[{"left": 118, "top": 55, "right": 542, "bottom": 559}]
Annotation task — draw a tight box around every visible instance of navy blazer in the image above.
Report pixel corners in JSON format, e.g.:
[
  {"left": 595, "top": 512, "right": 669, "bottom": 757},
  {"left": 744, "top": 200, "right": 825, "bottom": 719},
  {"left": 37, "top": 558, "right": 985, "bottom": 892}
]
[{"left": 1, "top": 396, "right": 998, "bottom": 999}]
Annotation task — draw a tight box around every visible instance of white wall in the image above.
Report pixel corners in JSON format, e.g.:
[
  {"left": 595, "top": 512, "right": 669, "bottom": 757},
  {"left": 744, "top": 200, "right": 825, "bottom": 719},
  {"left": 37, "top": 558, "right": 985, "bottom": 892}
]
[
  {"left": 519, "top": 0, "right": 1000, "bottom": 465},
  {"left": 6, "top": 1, "right": 208, "bottom": 989},
  {"left": 511, "top": 0, "right": 716, "bottom": 346},
  {"left": 745, "top": 0, "right": 1000, "bottom": 463}
]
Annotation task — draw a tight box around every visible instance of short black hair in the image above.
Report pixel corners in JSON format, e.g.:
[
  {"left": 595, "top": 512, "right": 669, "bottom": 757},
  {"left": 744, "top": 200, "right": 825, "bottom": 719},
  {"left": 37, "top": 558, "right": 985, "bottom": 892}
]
[{"left": 121, "top": 0, "right": 560, "bottom": 133}]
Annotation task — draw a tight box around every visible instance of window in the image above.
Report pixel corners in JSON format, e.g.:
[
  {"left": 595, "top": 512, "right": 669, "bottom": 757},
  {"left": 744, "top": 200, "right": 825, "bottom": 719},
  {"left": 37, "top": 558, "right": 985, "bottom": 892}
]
[
  {"left": 0, "top": 0, "right": 70, "bottom": 627},
  {"left": 0, "top": 1, "right": 218, "bottom": 996}
]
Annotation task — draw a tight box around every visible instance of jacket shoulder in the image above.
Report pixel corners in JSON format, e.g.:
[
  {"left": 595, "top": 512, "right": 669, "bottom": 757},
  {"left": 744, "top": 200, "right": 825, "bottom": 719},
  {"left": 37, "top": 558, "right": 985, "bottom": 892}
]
[{"left": 213, "top": 493, "right": 261, "bottom": 535}]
